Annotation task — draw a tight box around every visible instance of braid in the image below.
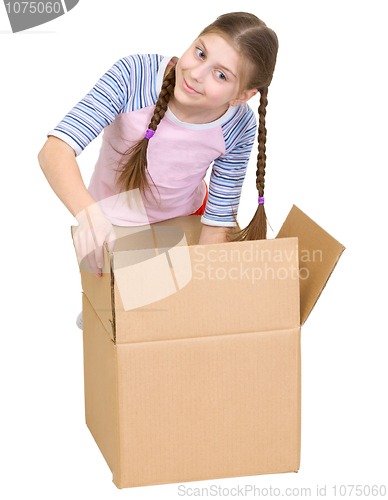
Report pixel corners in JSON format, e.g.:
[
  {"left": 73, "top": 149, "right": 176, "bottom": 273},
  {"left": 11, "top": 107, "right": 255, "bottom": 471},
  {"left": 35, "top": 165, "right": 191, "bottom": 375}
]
[
  {"left": 256, "top": 87, "right": 268, "bottom": 198},
  {"left": 113, "top": 63, "right": 176, "bottom": 209},
  {"left": 229, "top": 87, "right": 269, "bottom": 242},
  {"left": 149, "top": 65, "right": 176, "bottom": 132}
]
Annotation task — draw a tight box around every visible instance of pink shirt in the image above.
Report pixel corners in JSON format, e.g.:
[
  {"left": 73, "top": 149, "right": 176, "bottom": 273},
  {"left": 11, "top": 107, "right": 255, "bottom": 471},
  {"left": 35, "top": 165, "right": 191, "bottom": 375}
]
[{"left": 88, "top": 104, "right": 234, "bottom": 225}]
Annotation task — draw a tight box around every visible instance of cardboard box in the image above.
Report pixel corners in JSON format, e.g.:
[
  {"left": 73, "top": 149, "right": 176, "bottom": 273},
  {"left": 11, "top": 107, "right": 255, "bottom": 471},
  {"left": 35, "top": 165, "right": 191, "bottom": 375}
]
[{"left": 71, "top": 205, "right": 345, "bottom": 489}]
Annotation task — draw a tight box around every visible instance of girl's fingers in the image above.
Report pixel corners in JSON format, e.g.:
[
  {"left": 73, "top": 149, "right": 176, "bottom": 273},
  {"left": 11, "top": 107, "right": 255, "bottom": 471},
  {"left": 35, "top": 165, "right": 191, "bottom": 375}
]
[
  {"left": 94, "top": 244, "right": 104, "bottom": 271},
  {"left": 73, "top": 209, "right": 116, "bottom": 278},
  {"left": 76, "top": 235, "right": 87, "bottom": 270},
  {"left": 77, "top": 232, "right": 100, "bottom": 276},
  {"left": 86, "top": 235, "right": 101, "bottom": 275}
]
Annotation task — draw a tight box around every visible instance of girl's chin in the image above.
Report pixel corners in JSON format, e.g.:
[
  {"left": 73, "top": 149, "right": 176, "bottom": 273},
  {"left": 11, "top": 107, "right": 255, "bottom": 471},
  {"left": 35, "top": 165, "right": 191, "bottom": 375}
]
[{"left": 175, "top": 88, "right": 201, "bottom": 105}]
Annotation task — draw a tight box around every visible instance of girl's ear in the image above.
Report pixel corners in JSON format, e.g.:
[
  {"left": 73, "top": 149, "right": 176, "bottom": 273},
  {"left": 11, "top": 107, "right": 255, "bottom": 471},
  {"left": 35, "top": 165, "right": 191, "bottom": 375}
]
[{"left": 229, "top": 89, "right": 258, "bottom": 106}]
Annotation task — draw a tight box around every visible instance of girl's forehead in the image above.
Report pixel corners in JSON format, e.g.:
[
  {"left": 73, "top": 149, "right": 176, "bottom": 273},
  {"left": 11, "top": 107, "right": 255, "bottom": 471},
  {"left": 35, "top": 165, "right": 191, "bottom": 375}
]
[{"left": 194, "top": 33, "right": 239, "bottom": 56}]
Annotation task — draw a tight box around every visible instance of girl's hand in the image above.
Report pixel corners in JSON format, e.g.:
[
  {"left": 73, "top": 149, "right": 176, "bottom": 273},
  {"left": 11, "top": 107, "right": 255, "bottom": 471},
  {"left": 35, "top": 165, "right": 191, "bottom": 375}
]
[{"left": 73, "top": 204, "right": 116, "bottom": 277}]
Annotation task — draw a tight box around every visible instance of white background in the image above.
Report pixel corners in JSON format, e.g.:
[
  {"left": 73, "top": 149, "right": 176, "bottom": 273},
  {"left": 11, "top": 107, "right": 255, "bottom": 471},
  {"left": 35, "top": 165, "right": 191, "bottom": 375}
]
[{"left": 1, "top": 0, "right": 387, "bottom": 498}]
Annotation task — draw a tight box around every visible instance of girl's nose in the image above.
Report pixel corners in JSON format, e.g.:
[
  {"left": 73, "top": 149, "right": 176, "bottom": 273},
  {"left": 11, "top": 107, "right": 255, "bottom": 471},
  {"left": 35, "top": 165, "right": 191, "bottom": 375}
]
[{"left": 190, "top": 63, "right": 207, "bottom": 82}]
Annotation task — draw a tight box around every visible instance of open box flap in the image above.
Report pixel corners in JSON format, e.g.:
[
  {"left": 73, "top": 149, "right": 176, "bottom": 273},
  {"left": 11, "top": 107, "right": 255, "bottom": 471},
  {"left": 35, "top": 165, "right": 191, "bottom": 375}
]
[
  {"left": 276, "top": 205, "right": 345, "bottom": 325},
  {"left": 71, "top": 225, "right": 115, "bottom": 341}
]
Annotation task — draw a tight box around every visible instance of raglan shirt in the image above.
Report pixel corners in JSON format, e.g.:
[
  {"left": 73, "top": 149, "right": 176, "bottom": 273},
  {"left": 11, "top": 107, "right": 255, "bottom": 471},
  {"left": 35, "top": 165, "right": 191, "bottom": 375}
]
[{"left": 47, "top": 54, "right": 257, "bottom": 227}]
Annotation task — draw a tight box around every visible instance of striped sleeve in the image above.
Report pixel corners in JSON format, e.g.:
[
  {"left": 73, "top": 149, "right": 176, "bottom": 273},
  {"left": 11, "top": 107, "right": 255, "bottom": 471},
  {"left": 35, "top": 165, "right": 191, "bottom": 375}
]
[
  {"left": 201, "top": 104, "right": 257, "bottom": 227},
  {"left": 46, "top": 55, "right": 162, "bottom": 156}
]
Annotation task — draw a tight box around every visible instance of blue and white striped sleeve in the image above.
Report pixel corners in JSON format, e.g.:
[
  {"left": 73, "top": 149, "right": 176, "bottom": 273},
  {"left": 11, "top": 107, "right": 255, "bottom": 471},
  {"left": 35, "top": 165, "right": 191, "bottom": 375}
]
[
  {"left": 47, "top": 57, "right": 131, "bottom": 156},
  {"left": 201, "top": 104, "right": 257, "bottom": 227}
]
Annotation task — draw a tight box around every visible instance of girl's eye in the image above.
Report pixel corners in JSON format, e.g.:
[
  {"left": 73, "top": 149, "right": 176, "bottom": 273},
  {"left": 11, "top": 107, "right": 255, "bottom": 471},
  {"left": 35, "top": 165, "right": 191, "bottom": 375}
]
[
  {"left": 196, "top": 47, "right": 205, "bottom": 59},
  {"left": 216, "top": 70, "right": 227, "bottom": 81}
]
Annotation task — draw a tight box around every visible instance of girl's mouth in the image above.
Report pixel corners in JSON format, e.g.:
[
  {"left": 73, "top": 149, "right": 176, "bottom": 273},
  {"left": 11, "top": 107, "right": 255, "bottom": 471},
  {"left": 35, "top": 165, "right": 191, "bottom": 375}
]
[{"left": 182, "top": 78, "right": 200, "bottom": 95}]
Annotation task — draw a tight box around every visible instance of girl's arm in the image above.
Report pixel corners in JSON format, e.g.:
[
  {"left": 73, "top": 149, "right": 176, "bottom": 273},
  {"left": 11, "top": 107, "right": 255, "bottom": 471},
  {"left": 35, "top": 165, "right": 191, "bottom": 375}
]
[
  {"left": 200, "top": 104, "right": 257, "bottom": 234},
  {"left": 198, "top": 224, "right": 231, "bottom": 245},
  {"left": 38, "top": 136, "right": 116, "bottom": 276},
  {"left": 38, "top": 136, "right": 97, "bottom": 218}
]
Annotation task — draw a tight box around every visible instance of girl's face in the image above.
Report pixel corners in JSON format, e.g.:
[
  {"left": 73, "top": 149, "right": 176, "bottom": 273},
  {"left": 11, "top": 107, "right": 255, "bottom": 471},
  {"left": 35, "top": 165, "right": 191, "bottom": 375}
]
[{"left": 173, "top": 33, "right": 257, "bottom": 120}]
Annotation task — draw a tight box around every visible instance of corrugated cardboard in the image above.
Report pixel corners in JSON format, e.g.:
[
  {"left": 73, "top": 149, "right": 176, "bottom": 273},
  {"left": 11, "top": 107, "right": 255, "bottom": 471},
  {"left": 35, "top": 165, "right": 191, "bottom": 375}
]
[
  {"left": 277, "top": 206, "right": 345, "bottom": 324},
  {"left": 71, "top": 205, "right": 345, "bottom": 488}
]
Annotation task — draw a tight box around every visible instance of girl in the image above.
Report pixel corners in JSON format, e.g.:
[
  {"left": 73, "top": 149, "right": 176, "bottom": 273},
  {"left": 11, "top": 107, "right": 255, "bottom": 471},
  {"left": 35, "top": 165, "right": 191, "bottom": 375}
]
[{"left": 38, "top": 12, "right": 278, "bottom": 300}]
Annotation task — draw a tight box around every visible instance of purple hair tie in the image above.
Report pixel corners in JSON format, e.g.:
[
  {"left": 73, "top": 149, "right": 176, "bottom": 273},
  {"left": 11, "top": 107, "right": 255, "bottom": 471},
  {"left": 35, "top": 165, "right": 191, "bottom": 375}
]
[
  {"left": 258, "top": 196, "right": 265, "bottom": 205},
  {"left": 145, "top": 129, "right": 155, "bottom": 140}
]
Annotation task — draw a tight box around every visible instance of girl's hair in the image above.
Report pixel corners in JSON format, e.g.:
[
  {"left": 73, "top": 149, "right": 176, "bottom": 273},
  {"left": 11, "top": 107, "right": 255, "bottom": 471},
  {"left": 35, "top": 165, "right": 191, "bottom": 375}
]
[
  {"left": 113, "top": 59, "right": 177, "bottom": 210},
  {"left": 114, "top": 12, "right": 279, "bottom": 241}
]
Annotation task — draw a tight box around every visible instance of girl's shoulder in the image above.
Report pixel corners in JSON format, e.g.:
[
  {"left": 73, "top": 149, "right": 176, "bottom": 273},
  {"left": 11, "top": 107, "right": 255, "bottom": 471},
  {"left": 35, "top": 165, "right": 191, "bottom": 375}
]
[
  {"left": 221, "top": 102, "right": 257, "bottom": 147},
  {"left": 111, "top": 54, "right": 175, "bottom": 98},
  {"left": 112, "top": 53, "right": 165, "bottom": 77},
  {"left": 227, "top": 102, "right": 257, "bottom": 126},
  {"left": 105, "top": 54, "right": 171, "bottom": 110}
]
